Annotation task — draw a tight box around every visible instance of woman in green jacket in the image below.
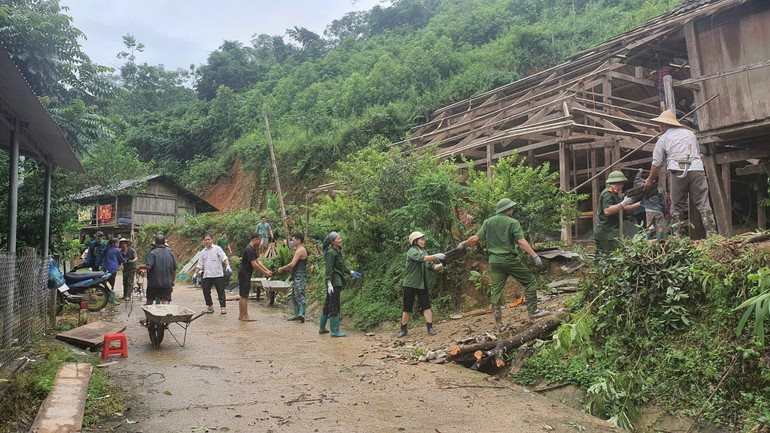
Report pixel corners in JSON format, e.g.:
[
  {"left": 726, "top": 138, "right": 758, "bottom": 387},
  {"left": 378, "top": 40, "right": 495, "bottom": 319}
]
[
  {"left": 399, "top": 231, "right": 445, "bottom": 338},
  {"left": 321, "top": 232, "right": 361, "bottom": 337}
]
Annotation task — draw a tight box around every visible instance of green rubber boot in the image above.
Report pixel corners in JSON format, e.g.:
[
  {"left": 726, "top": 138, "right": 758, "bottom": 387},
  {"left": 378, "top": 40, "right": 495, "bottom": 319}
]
[
  {"left": 330, "top": 316, "right": 346, "bottom": 338},
  {"left": 319, "top": 313, "right": 329, "bottom": 334}
]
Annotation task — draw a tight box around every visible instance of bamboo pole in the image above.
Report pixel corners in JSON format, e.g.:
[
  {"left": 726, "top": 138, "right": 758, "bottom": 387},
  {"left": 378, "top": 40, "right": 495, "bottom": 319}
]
[
  {"left": 262, "top": 112, "right": 290, "bottom": 239},
  {"left": 570, "top": 94, "right": 718, "bottom": 193}
]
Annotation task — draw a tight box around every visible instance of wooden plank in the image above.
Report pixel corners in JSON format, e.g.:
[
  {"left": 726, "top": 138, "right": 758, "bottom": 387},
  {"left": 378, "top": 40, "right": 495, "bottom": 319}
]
[
  {"left": 716, "top": 19, "right": 755, "bottom": 125},
  {"left": 559, "top": 142, "right": 572, "bottom": 244},
  {"left": 704, "top": 145, "right": 732, "bottom": 236},
  {"left": 736, "top": 163, "right": 769, "bottom": 176},
  {"left": 722, "top": 162, "right": 733, "bottom": 231},
  {"left": 608, "top": 71, "right": 657, "bottom": 88},
  {"left": 757, "top": 173, "right": 767, "bottom": 230},
  {"left": 591, "top": 149, "right": 599, "bottom": 223},
  {"left": 55, "top": 321, "right": 127, "bottom": 349},
  {"left": 486, "top": 143, "right": 492, "bottom": 179},
  {"left": 715, "top": 147, "right": 770, "bottom": 164},
  {"left": 663, "top": 75, "right": 676, "bottom": 112},
  {"left": 742, "top": 10, "right": 770, "bottom": 119}
]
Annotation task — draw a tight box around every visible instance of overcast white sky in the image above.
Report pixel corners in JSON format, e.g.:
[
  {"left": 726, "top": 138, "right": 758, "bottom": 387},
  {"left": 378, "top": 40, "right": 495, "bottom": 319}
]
[{"left": 62, "top": 0, "right": 382, "bottom": 71}]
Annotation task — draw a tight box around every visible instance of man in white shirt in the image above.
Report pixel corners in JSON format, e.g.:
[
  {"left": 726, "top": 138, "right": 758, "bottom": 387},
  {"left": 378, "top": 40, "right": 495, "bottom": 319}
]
[
  {"left": 644, "top": 109, "right": 717, "bottom": 234},
  {"left": 194, "top": 234, "right": 232, "bottom": 314}
]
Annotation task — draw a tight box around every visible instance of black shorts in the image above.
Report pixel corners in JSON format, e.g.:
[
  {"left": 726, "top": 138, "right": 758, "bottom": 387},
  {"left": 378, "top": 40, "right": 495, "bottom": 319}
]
[
  {"left": 238, "top": 274, "right": 251, "bottom": 298},
  {"left": 147, "top": 286, "right": 172, "bottom": 303},
  {"left": 403, "top": 286, "right": 430, "bottom": 313}
]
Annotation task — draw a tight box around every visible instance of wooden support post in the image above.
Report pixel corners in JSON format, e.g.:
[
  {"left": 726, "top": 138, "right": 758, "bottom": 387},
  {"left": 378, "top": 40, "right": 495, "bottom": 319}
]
[
  {"left": 758, "top": 174, "right": 767, "bottom": 230},
  {"left": 591, "top": 149, "right": 599, "bottom": 223},
  {"left": 663, "top": 75, "right": 676, "bottom": 111},
  {"left": 703, "top": 144, "right": 731, "bottom": 236},
  {"left": 304, "top": 193, "right": 311, "bottom": 245},
  {"left": 263, "top": 112, "right": 290, "bottom": 239},
  {"left": 486, "top": 143, "right": 493, "bottom": 180},
  {"left": 722, "top": 162, "right": 732, "bottom": 232},
  {"left": 559, "top": 142, "right": 572, "bottom": 244}
]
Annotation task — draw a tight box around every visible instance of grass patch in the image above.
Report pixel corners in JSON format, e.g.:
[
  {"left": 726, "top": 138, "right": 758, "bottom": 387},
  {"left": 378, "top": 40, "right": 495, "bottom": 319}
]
[{"left": 0, "top": 341, "right": 125, "bottom": 433}]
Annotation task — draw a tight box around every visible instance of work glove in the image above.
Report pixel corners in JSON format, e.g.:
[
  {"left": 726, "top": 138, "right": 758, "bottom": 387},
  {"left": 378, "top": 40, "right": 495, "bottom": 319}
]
[
  {"left": 351, "top": 270, "right": 362, "bottom": 280},
  {"left": 225, "top": 265, "right": 232, "bottom": 273},
  {"left": 435, "top": 253, "right": 446, "bottom": 261},
  {"left": 327, "top": 281, "right": 334, "bottom": 295},
  {"left": 457, "top": 242, "right": 465, "bottom": 251},
  {"left": 533, "top": 256, "right": 544, "bottom": 269},
  {"left": 620, "top": 196, "right": 635, "bottom": 207}
]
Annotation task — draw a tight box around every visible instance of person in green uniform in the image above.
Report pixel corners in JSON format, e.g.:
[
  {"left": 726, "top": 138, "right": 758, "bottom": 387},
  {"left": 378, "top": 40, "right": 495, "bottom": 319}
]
[
  {"left": 399, "top": 231, "right": 446, "bottom": 338},
  {"left": 215, "top": 233, "right": 233, "bottom": 256},
  {"left": 321, "top": 232, "right": 361, "bottom": 337},
  {"left": 278, "top": 233, "right": 308, "bottom": 323},
  {"left": 594, "top": 171, "right": 641, "bottom": 257},
  {"left": 459, "top": 198, "right": 546, "bottom": 331}
]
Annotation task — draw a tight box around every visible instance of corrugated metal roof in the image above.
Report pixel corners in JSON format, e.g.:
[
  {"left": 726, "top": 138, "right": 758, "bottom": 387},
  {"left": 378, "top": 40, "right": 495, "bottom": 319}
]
[{"left": 0, "top": 44, "right": 82, "bottom": 172}]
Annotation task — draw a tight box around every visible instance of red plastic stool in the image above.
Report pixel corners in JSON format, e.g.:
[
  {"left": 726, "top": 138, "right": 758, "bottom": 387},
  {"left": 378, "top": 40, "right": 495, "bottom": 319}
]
[{"left": 102, "top": 333, "right": 128, "bottom": 360}]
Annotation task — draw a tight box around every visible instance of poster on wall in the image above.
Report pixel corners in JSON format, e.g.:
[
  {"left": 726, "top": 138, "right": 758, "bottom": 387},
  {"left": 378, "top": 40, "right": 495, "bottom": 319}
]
[{"left": 97, "top": 204, "right": 114, "bottom": 223}]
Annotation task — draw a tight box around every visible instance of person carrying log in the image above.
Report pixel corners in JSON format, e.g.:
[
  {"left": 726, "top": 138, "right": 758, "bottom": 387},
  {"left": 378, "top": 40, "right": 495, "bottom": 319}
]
[
  {"left": 644, "top": 109, "right": 717, "bottom": 234},
  {"left": 399, "top": 231, "right": 445, "bottom": 338},
  {"left": 594, "top": 171, "right": 641, "bottom": 257},
  {"left": 320, "top": 232, "right": 361, "bottom": 337},
  {"left": 278, "top": 233, "right": 308, "bottom": 323},
  {"left": 458, "top": 198, "right": 546, "bottom": 332}
]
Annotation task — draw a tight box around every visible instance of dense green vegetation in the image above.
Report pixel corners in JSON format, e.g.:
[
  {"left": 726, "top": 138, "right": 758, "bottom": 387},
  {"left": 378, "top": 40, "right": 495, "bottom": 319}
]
[
  {"left": 515, "top": 236, "right": 770, "bottom": 431},
  {"left": 0, "top": 0, "right": 679, "bottom": 251}
]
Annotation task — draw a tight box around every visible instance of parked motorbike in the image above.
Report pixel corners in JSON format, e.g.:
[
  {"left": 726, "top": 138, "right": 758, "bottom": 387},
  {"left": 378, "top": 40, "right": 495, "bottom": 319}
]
[{"left": 49, "top": 259, "right": 112, "bottom": 315}]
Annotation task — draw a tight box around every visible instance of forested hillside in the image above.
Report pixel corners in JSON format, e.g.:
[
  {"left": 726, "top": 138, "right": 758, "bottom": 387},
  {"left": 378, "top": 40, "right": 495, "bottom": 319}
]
[{"left": 1, "top": 0, "right": 679, "bottom": 222}]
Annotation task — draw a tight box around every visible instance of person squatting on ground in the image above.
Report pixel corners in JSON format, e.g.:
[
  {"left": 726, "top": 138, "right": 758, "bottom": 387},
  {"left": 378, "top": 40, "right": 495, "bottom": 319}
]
[
  {"left": 119, "top": 238, "right": 137, "bottom": 299},
  {"left": 195, "top": 234, "right": 232, "bottom": 314},
  {"left": 238, "top": 233, "right": 272, "bottom": 321},
  {"left": 321, "top": 232, "right": 361, "bottom": 337},
  {"left": 594, "top": 171, "right": 642, "bottom": 257},
  {"left": 459, "top": 198, "right": 547, "bottom": 332},
  {"left": 399, "top": 231, "right": 445, "bottom": 338},
  {"left": 644, "top": 109, "right": 717, "bottom": 234},
  {"left": 144, "top": 235, "right": 177, "bottom": 305},
  {"left": 102, "top": 237, "right": 125, "bottom": 304},
  {"left": 278, "top": 233, "right": 309, "bottom": 323},
  {"left": 634, "top": 169, "right": 670, "bottom": 241}
]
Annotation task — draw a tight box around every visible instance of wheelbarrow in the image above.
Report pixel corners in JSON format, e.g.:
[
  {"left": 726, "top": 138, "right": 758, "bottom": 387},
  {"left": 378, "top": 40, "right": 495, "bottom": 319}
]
[
  {"left": 140, "top": 304, "right": 207, "bottom": 348},
  {"left": 251, "top": 278, "right": 292, "bottom": 306}
]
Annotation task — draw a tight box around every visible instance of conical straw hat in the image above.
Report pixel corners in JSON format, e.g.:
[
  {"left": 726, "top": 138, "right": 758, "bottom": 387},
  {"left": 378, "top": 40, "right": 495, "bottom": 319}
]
[{"left": 650, "top": 109, "right": 683, "bottom": 127}]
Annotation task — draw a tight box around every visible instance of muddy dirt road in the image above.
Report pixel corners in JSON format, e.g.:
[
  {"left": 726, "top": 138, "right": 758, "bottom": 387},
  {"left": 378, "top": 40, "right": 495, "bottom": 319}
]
[{"left": 101, "top": 284, "right": 614, "bottom": 433}]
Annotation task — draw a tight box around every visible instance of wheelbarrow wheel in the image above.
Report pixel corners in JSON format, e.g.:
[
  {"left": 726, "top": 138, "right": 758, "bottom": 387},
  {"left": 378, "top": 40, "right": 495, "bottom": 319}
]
[{"left": 148, "top": 323, "right": 165, "bottom": 347}]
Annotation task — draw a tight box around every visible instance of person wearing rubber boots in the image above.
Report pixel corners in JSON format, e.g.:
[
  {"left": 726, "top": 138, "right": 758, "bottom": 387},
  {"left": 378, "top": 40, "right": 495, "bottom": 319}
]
[
  {"left": 399, "top": 231, "right": 445, "bottom": 338},
  {"left": 320, "top": 232, "right": 361, "bottom": 337},
  {"left": 644, "top": 109, "right": 717, "bottom": 235},
  {"left": 595, "top": 170, "right": 641, "bottom": 257},
  {"left": 459, "top": 198, "right": 546, "bottom": 332},
  {"left": 278, "top": 233, "right": 308, "bottom": 323}
]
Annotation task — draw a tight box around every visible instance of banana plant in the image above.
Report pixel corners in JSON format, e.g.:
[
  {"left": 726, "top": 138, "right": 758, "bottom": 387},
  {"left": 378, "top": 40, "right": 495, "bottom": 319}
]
[{"left": 735, "top": 267, "right": 770, "bottom": 345}]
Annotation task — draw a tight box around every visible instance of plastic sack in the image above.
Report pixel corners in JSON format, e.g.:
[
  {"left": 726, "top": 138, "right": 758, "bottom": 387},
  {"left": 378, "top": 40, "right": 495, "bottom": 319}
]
[{"left": 48, "top": 259, "right": 68, "bottom": 292}]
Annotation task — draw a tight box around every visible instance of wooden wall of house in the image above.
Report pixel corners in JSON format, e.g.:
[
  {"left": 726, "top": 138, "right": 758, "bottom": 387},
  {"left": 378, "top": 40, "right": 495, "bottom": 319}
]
[
  {"left": 130, "top": 179, "right": 198, "bottom": 226},
  {"left": 690, "top": 1, "right": 770, "bottom": 130}
]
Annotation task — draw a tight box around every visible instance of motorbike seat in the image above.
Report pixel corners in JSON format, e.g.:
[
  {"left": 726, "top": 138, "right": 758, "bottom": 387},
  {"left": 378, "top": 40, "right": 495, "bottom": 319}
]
[{"left": 65, "top": 271, "right": 105, "bottom": 284}]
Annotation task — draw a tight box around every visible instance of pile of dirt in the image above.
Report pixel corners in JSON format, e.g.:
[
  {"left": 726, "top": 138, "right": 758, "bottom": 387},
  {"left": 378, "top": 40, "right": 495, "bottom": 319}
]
[{"left": 202, "top": 160, "right": 258, "bottom": 212}]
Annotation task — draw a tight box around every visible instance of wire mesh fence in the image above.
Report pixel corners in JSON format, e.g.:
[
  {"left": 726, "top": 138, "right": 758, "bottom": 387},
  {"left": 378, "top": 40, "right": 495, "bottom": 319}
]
[{"left": 0, "top": 252, "right": 54, "bottom": 371}]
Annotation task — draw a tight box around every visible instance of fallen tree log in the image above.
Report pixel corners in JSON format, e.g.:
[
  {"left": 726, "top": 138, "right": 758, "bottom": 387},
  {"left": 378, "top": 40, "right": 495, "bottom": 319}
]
[
  {"left": 485, "top": 311, "right": 567, "bottom": 368},
  {"left": 738, "top": 231, "right": 770, "bottom": 248},
  {"left": 448, "top": 310, "right": 568, "bottom": 367}
]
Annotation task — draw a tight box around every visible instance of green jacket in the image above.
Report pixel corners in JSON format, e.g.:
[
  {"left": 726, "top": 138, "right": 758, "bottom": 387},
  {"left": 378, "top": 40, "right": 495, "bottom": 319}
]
[
  {"left": 476, "top": 213, "right": 526, "bottom": 264},
  {"left": 403, "top": 246, "right": 441, "bottom": 290},
  {"left": 595, "top": 187, "right": 621, "bottom": 240},
  {"left": 324, "top": 247, "right": 350, "bottom": 288}
]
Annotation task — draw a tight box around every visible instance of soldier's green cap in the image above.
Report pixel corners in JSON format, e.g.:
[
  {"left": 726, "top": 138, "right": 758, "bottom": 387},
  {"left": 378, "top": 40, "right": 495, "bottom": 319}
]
[
  {"left": 606, "top": 170, "right": 628, "bottom": 184},
  {"left": 495, "top": 198, "right": 516, "bottom": 214}
]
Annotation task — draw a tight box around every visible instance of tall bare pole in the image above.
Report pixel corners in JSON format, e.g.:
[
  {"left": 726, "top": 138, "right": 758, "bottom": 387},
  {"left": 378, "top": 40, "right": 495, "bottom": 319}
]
[{"left": 262, "top": 112, "right": 289, "bottom": 239}]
